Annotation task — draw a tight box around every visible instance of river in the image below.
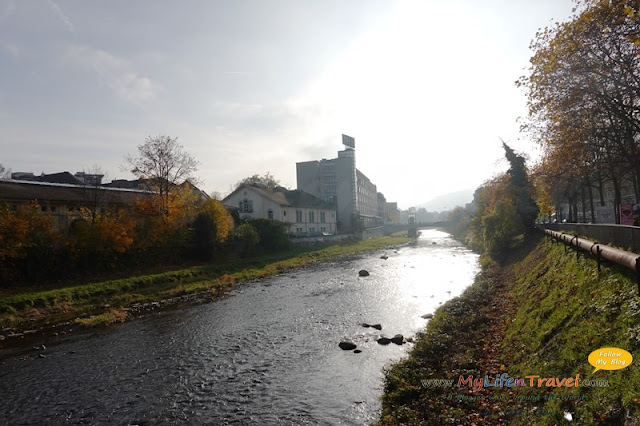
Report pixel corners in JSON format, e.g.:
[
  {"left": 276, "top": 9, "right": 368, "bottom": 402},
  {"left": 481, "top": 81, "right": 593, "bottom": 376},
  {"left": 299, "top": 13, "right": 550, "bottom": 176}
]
[{"left": 0, "top": 229, "right": 478, "bottom": 425}]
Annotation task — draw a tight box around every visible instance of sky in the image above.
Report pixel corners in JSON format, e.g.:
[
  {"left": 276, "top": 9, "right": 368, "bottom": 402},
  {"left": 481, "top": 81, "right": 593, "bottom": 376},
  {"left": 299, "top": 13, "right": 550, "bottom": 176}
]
[{"left": 1, "top": 0, "right": 576, "bottom": 209}]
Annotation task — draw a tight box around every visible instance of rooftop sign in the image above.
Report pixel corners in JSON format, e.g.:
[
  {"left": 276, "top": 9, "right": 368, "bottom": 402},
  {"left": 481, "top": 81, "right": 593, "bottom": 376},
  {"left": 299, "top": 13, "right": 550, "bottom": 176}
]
[{"left": 342, "top": 134, "right": 355, "bottom": 149}]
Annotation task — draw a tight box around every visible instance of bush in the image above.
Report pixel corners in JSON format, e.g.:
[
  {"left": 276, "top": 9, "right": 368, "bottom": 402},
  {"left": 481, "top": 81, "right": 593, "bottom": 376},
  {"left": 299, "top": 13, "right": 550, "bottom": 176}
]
[
  {"left": 190, "top": 212, "right": 217, "bottom": 261},
  {"left": 248, "top": 219, "right": 290, "bottom": 252},
  {"left": 233, "top": 223, "right": 260, "bottom": 256}
]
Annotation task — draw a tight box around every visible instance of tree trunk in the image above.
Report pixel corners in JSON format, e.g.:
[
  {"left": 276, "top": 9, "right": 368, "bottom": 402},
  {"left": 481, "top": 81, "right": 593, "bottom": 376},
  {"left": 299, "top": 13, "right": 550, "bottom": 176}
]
[{"left": 588, "top": 179, "right": 595, "bottom": 223}]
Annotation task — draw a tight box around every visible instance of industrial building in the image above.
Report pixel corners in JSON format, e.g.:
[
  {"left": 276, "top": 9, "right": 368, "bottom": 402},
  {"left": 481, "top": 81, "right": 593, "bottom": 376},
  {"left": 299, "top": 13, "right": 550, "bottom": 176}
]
[{"left": 296, "top": 135, "right": 383, "bottom": 234}]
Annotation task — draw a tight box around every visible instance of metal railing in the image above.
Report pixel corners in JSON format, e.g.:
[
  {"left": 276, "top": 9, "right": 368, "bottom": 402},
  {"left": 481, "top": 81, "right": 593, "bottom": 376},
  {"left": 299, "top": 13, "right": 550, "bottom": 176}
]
[
  {"left": 540, "top": 227, "right": 640, "bottom": 296},
  {"left": 543, "top": 223, "right": 640, "bottom": 254}
]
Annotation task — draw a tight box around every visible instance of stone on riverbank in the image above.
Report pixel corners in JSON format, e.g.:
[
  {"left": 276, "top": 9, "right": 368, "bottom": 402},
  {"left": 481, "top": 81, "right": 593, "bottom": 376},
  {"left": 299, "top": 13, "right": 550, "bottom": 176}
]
[
  {"left": 339, "top": 341, "right": 357, "bottom": 350},
  {"left": 421, "top": 313, "right": 434, "bottom": 319},
  {"left": 377, "top": 337, "right": 391, "bottom": 345},
  {"left": 391, "top": 334, "right": 404, "bottom": 345},
  {"left": 362, "top": 323, "right": 382, "bottom": 330},
  {"left": 358, "top": 270, "right": 370, "bottom": 277}
]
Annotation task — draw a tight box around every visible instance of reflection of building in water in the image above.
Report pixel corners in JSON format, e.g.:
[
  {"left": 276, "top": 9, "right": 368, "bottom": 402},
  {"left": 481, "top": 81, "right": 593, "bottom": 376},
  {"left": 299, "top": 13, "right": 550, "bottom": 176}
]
[{"left": 296, "top": 134, "right": 384, "bottom": 234}]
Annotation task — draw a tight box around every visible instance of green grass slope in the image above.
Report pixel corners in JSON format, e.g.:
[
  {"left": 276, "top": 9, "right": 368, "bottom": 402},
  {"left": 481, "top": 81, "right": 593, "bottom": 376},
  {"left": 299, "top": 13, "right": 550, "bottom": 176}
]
[{"left": 379, "top": 235, "right": 640, "bottom": 425}]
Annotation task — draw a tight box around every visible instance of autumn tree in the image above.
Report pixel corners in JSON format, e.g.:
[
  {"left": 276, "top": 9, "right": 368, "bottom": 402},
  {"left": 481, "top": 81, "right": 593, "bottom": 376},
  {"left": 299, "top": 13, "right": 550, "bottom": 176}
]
[
  {"left": 78, "top": 165, "right": 109, "bottom": 225},
  {"left": 189, "top": 199, "right": 234, "bottom": 260},
  {"left": 125, "top": 135, "right": 199, "bottom": 215},
  {"left": 519, "top": 0, "right": 640, "bottom": 222},
  {"left": 132, "top": 184, "right": 202, "bottom": 260},
  {"left": 468, "top": 144, "right": 538, "bottom": 258}
]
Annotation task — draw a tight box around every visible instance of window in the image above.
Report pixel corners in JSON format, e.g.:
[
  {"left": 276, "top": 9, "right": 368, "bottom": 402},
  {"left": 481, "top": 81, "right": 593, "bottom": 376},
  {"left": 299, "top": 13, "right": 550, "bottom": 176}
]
[
  {"left": 41, "top": 205, "right": 47, "bottom": 212},
  {"left": 283, "top": 210, "right": 287, "bottom": 217},
  {"left": 309, "top": 211, "right": 315, "bottom": 223},
  {"left": 320, "top": 212, "right": 325, "bottom": 223},
  {"left": 240, "top": 199, "right": 254, "bottom": 213},
  {"left": 268, "top": 209, "right": 274, "bottom": 220},
  {"left": 296, "top": 210, "right": 303, "bottom": 223},
  {"left": 50, "top": 206, "right": 57, "bottom": 213}
]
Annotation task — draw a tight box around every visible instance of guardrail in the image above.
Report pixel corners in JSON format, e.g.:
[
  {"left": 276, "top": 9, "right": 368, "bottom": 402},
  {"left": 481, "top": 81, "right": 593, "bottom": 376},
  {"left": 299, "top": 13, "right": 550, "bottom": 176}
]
[
  {"left": 540, "top": 227, "right": 640, "bottom": 296},
  {"left": 543, "top": 223, "right": 640, "bottom": 254}
]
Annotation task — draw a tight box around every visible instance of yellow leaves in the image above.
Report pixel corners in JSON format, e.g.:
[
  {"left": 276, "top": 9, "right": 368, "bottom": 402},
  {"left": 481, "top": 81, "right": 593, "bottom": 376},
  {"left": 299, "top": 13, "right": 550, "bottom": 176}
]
[
  {"left": 0, "top": 202, "right": 30, "bottom": 261},
  {"left": 93, "top": 211, "right": 136, "bottom": 254},
  {"left": 623, "top": 5, "right": 636, "bottom": 17},
  {"left": 199, "top": 199, "right": 234, "bottom": 244}
]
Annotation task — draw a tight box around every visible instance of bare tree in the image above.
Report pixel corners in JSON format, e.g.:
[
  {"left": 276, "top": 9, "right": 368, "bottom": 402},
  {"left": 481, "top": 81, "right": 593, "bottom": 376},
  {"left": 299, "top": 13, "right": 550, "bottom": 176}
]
[
  {"left": 124, "top": 135, "right": 199, "bottom": 214},
  {"left": 78, "top": 165, "right": 108, "bottom": 225},
  {"left": 0, "top": 163, "right": 10, "bottom": 179}
]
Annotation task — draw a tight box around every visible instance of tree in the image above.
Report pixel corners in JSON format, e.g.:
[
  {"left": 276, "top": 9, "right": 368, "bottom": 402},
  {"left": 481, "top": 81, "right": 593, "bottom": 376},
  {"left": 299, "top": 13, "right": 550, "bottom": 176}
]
[
  {"left": 249, "top": 218, "right": 290, "bottom": 252},
  {"left": 190, "top": 212, "right": 217, "bottom": 261},
  {"left": 467, "top": 143, "right": 538, "bottom": 258},
  {"left": 78, "top": 164, "right": 108, "bottom": 225},
  {"left": 501, "top": 141, "right": 539, "bottom": 232},
  {"left": 519, "top": 1, "right": 640, "bottom": 221},
  {"left": 234, "top": 222, "right": 260, "bottom": 256},
  {"left": 237, "top": 172, "right": 281, "bottom": 190},
  {"left": 0, "top": 163, "right": 10, "bottom": 179},
  {"left": 187, "top": 199, "right": 234, "bottom": 260},
  {"left": 125, "top": 135, "right": 199, "bottom": 215}
]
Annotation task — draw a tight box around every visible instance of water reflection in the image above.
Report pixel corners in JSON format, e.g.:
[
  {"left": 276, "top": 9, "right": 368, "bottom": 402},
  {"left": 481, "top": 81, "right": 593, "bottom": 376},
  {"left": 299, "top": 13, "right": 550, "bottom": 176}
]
[{"left": 0, "top": 229, "right": 478, "bottom": 425}]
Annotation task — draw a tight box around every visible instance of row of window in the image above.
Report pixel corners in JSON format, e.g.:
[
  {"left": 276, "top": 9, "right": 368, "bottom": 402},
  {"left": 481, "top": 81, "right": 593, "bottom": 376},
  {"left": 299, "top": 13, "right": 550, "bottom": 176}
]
[
  {"left": 323, "top": 184, "right": 336, "bottom": 194},
  {"left": 294, "top": 226, "right": 329, "bottom": 235},
  {"left": 30, "top": 205, "right": 106, "bottom": 214},
  {"left": 295, "top": 210, "right": 330, "bottom": 223}
]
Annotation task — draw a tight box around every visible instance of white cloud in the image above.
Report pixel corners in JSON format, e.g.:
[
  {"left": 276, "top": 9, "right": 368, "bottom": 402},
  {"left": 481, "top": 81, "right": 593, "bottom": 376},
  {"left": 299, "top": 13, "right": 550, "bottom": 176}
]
[
  {"left": 67, "top": 45, "right": 162, "bottom": 105},
  {"left": 46, "top": 0, "right": 74, "bottom": 33}
]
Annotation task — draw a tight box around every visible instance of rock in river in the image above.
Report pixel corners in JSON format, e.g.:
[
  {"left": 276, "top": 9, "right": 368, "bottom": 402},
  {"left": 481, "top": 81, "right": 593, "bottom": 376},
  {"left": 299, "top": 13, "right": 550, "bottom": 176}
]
[
  {"left": 358, "top": 269, "right": 370, "bottom": 277},
  {"left": 339, "top": 341, "right": 357, "bottom": 351},
  {"left": 377, "top": 337, "right": 391, "bottom": 345},
  {"left": 362, "top": 323, "right": 382, "bottom": 330},
  {"left": 390, "top": 334, "right": 404, "bottom": 345}
]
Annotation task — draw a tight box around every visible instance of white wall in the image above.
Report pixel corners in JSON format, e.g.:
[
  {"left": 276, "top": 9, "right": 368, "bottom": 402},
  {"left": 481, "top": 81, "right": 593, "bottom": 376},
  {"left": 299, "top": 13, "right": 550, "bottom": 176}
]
[{"left": 225, "top": 186, "right": 337, "bottom": 235}]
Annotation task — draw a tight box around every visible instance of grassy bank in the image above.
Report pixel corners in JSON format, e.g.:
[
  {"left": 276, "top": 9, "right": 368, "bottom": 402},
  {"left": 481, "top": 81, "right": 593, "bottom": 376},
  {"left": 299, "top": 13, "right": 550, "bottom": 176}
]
[
  {"left": 0, "top": 236, "right": 410, "bottom": 335},
  {"left": 379, "top": 234, "right": 640, "bottom": 425}
]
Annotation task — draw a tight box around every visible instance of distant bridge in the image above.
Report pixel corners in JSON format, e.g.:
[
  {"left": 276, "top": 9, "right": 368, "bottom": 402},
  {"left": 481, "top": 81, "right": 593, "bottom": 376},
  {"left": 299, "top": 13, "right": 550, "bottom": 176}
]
[{"left": 383, "top": 221, "right": 450, "bottom": 236}]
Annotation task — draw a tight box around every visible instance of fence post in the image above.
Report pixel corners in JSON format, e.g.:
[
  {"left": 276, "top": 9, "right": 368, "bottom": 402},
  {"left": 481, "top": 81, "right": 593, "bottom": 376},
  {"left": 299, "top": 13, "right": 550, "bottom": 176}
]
[
  {"left": 636, "top": 258, "right": 640, "bottom": 297},
  {"left": 596, "top": 245, "right": 602, "bottom": 274}
]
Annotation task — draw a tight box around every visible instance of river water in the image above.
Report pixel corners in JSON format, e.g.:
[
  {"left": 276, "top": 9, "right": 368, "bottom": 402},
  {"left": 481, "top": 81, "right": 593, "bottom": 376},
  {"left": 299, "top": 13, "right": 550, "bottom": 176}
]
[{"left": 0, "top": 229, "right": 478, "bottom": 425}]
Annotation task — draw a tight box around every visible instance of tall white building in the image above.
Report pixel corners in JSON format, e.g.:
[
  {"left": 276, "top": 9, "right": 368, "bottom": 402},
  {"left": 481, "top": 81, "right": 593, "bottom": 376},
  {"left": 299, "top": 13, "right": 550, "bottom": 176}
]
[{"left": 296, "top": 135, "right": 383, "bottom": 233}]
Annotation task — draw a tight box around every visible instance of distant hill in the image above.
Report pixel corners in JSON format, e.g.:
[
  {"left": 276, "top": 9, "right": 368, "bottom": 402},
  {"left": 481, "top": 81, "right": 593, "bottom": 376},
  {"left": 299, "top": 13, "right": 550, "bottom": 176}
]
[{"left": 417, "top": 189, "right": 474, "bottom": 211}]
